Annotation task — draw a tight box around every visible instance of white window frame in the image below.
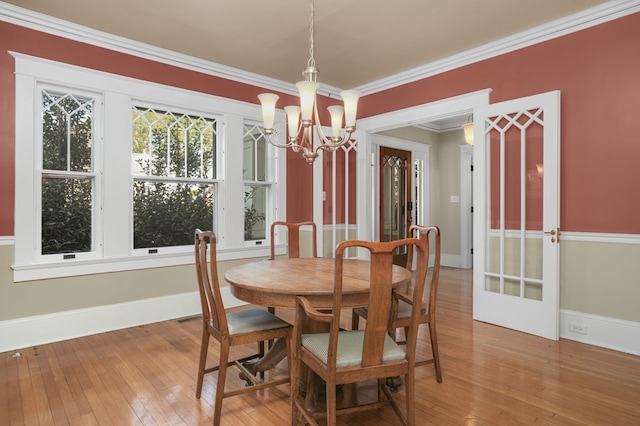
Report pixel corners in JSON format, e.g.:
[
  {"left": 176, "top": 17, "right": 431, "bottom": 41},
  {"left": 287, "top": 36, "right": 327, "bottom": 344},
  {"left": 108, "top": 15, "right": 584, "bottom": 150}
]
[
  {"left": 12, "top": 53, "right": 286, "bottom": 282},
  {"left": 242, "top": 120, "right": 275, "bottom": 246},
  {"left": 36, "top": 85, "right": 104, "bottom": 262},
  {"left": 129, "top": 101, "right": 221, "bottom": 256}
]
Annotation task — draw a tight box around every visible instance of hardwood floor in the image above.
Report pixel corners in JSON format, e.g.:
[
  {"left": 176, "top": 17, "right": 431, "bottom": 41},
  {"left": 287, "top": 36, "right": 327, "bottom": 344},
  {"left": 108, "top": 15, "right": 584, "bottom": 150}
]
[{"left": 2, "top": 267, "right": 640, "bottom": 425}]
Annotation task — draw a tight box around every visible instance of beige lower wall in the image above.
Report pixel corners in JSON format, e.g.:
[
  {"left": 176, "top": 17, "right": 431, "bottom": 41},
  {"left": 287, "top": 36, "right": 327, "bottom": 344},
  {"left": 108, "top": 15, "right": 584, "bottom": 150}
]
[
  {"left": 0, "top": 245, "right": 263, "bottom": 322},
  {"left": 561, "top": 239, "right": 640, "bottom": 323},
  {"left": 3, "top": 237, "right": 639, "bottom": 325},
  {"left": 320, "top": 228, "right": 357, "bottom": 258}
]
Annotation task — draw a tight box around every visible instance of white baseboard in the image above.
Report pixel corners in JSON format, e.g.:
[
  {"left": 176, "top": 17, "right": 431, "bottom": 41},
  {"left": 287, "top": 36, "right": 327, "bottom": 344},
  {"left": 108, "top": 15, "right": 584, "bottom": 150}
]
[
  {"left": 441, "top": 253, "right": 463, "bottom": 268},
  {"left": 560, "top": 309, "right": 640, "bottom": 356},
  {"left": 3, "top": 289, "right": 638, "bottom": 357},
  {"left": 0, "top": 287, "right": 246, "bottom": 353}
]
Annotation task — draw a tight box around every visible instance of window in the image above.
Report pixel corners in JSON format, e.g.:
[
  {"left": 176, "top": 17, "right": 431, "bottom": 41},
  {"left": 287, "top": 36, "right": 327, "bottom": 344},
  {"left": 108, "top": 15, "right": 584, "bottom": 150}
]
[
  {"left": 242, "top": 122, "right": 271, "bottom": 242},
  {"left": 40, "top": 88, "right": 100, "bottom": 258},
  {"left": 131, "top": 107, "right": 217, "bottom": 249},
  {"left": 13, "top": 54, "right": 285, "bottom": 281}
]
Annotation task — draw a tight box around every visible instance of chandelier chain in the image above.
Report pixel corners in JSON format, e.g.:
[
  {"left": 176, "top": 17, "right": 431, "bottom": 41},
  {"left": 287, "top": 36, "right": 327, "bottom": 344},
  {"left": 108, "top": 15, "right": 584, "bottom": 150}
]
[{"left": 307, "top": 0, "right": 315, "bottom": 69}]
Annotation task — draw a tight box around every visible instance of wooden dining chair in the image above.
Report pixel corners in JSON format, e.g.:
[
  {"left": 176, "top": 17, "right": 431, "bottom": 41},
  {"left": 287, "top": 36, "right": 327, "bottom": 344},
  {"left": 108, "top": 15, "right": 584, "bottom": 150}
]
[
  {"left": 351, "top": 225, "right": 443, "bottom": 383},
  {"left": 268, "top": 221, "right": 318, "bottom": 316},
  {"left": 290, "top": 237, "right": 429, "bottom": 426},
  {"left": 270, "top": 220, "right": 318, "bottom": 260},
  {"left": 194, "top": 229, "right": 293, "bottom": 425}
]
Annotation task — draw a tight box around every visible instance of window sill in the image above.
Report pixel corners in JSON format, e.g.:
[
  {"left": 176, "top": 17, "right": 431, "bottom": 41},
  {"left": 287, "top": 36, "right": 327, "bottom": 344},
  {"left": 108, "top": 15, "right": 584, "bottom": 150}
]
[{"left": 11, "top": 245, "right": 281, "bottom": 283}]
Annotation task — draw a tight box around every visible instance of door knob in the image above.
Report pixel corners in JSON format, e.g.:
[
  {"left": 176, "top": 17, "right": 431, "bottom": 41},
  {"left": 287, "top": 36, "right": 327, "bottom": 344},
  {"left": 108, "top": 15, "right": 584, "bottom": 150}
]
[{"left": 544, "top": 228, "right": 560, "bottom": 243}]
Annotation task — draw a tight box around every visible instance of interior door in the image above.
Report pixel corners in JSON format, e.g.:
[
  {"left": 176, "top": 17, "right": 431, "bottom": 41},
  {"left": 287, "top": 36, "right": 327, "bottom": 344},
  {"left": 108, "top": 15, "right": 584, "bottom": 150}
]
[
  {"left": 379, "top": 147, "right": 412, "bottom": 265},
  {"left": 473, "top": 90, "right": 561, "bottom": 340}
]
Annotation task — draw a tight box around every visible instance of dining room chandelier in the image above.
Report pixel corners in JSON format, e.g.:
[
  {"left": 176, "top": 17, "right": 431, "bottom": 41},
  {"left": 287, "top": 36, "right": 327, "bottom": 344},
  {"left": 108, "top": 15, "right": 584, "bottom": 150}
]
[{"left": 257, "top": 0, "right": 360, "bottom": 164}]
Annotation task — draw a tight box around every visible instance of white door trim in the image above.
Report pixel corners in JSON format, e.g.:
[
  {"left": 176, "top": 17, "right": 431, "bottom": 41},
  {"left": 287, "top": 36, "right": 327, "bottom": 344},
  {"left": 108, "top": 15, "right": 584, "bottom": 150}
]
[
  {"left": 460, "top": 143, "right": 473, "bottom": 268},
  {"left": 356, "top": 89, "right": 491, "bottom": 244}
]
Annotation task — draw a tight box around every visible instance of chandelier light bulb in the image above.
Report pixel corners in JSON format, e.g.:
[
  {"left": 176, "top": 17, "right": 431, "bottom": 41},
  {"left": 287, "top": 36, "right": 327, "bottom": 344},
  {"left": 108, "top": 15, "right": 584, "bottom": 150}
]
[
  {"left": 327, "top": 105, "right": 345, "bottom": 138},
  {"left": 284, "top": 106, "right": 301, "bottom": 137},
  {"left": 257, "top": 93, "right": 279, "bottom": 131},
  {"left": 296, "top": 81, "right": 319, "bottom": 122},
  {"left": 340, "top": 90, "right": 360, "bottom": 128}
]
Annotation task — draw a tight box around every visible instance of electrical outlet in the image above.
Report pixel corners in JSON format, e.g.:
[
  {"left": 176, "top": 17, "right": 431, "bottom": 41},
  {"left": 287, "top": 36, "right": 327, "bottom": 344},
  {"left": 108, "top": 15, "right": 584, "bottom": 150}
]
[{"left": 569, "top": 322, "right": 587, "bottom": 334}]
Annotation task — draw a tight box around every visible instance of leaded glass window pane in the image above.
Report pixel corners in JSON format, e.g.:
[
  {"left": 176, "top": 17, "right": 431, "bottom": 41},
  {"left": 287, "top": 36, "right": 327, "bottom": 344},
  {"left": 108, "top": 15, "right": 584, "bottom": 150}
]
[
  {"left": 243, "top": 123, "right": 269, "bottom": 242},
  {"left": 41, "top": 176, "right": 92, "bottom": 254},
  {"left": 131, "top": 106, "right": 217, "bottom": 249},
  {"left": 40, "top": 89, "right": 95, "bottom": 256}
]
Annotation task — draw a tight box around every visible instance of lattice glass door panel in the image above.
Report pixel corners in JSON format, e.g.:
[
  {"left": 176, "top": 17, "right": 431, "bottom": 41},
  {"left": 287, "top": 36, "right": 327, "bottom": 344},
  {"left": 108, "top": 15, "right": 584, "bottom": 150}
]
[
  {"left": 484, "top": 109, "right": 544, "bottom": 300},
  {"left": 379, "top": 147, "right": 412, "bottom": 266},
  {"left": 322, "top": 139, "right": 358, "bottom": 258},
  {"left": 473, "top": 90, "right": 560, "bottom": 340},
  {"left": 380, "top": 147, "right": 411, "bottom": 243}
]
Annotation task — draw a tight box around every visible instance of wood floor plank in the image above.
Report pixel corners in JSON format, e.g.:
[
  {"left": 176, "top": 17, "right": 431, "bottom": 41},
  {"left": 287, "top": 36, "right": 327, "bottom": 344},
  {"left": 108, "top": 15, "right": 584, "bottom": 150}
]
[
  {"left": 35, "top": 345, "right": 70, "bottom": 425},
  {"left": 17, "top": 348, "right": 42, "bottom": 425},
  {"left": 2, "top": 351, "right": 25, "bottom": 425},
  {"left": 51, "top": 341, "right": 95, "bottom": 419},
  {"left": 2, "top": 267, "right": 640, "bottom": 425}
]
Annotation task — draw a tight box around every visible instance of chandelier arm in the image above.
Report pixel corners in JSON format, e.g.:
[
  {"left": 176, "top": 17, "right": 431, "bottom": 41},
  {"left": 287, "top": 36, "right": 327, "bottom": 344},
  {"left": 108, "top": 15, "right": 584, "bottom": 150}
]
[
  {"left": 314, "top": 137, "right": 350, "bottom": 154},
  {"left": 265, "top": 132, "right": 299, "bottom": 149},
  {"left": 286, "top": 120, "right": 305, "bottom": 145},
  {"left": 313, "top": 127, "right": 353, "bottom": 156},
  {"left": 311, "top": 95, "right": 344, "bottom": 146}
]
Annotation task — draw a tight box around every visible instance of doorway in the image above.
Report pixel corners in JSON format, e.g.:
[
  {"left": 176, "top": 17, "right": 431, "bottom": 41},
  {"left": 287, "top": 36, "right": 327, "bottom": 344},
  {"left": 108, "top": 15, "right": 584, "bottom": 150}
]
[
  {"left": 379, "top": 146, "right": 412, "bottom": 265},
  {"left": 353, "top": 90, "right": 492, "bottom": 266}
]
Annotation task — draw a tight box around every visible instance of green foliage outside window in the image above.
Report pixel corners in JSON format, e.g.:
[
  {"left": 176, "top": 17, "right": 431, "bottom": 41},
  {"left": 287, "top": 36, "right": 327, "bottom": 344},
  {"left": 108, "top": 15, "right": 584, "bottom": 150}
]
[
  {"left": 132, "top": 108, "right": 215, "bottom": 249},
  {"left": 41, "top": 91, "right": 94, "bottom": 255},
  {"left": 244, "top": 188, "right": 265, "bottom": 240},
  {"left": 42, "top": 177, "right": 92, "bottom": 254},
  {"left": 133, "top": 182, "right": 213, "bottom": 248}
]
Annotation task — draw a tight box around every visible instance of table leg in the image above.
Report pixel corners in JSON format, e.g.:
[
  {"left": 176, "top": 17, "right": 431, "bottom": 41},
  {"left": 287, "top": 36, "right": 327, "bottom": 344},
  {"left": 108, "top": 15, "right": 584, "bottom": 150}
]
[
  {"left": 386, "top": 376, "right": 403, "bottom": 391},
  {"left": 240, "top": 337, "right": 287, "bottom": 378}
]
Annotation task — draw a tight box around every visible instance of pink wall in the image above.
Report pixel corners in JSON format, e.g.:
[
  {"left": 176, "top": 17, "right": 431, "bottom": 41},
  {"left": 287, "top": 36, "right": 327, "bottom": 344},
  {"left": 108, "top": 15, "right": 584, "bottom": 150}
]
[
  {"left": 1, "top": 12, "right": 640, "bottom": 235},
  {"left": 360, "top": 12, "right": 640, "bottom": 234}
]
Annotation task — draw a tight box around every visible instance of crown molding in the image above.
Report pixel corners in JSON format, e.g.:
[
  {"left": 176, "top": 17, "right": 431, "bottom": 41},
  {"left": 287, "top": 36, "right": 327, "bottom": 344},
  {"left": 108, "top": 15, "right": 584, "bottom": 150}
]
[
  {"left": 1, "top": 0, "right": 639, "bottom": 98},
  {"left": 355, "top": 0, "right": 640, "bottom": 94},
  {"left": 0, "top": 2, "right": 300, "bottom": 96}
]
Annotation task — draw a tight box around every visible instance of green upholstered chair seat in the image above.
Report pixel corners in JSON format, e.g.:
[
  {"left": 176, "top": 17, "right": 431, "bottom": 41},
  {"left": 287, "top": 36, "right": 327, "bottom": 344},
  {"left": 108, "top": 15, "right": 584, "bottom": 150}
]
[
  {"left": 227, "top": 309, "right": 290, "bottom": 335},
  {"left": 301, "top": 330, "right": 406, "bottom": 369}
]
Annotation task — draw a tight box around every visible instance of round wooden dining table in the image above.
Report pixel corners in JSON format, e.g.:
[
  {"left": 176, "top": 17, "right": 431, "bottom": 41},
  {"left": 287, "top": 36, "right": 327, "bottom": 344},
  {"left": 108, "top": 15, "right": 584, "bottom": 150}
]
[
  {"left": 225, "top": 256, "right": 412, "bottom": 409},
  {"left": 225, "top": 256, "right": 412, "bottom": 410},
  {"left": 225, "top": 257, "right": 412, "bottom": 309},
  {"left": 225, "top": 256, "right": 410, "bottom": 386}
]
